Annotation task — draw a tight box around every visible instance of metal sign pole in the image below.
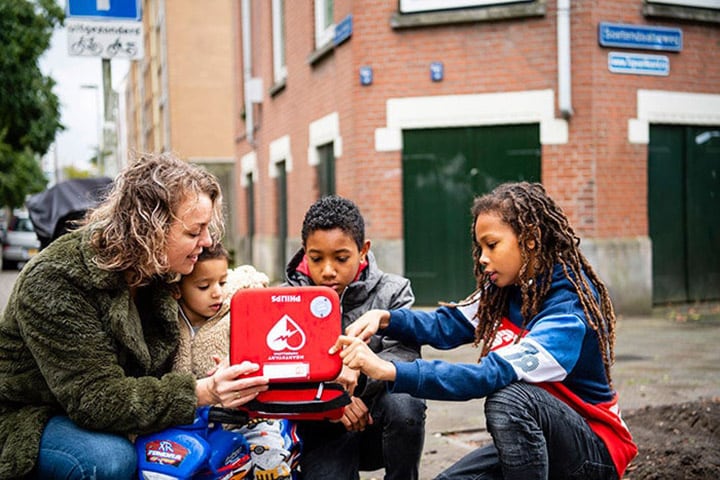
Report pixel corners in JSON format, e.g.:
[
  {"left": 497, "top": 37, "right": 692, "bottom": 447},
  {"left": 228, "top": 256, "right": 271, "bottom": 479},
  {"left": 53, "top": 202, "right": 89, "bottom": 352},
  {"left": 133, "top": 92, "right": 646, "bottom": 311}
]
[{"left": 101, "top": 58, "right": 112, "bottom": 175}]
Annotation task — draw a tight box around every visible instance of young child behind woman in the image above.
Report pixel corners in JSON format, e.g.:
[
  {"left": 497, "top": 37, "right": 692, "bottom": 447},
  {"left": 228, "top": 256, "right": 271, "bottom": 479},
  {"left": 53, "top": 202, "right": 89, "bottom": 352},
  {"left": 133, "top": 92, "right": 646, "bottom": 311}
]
[
  {"left": 334, "top": 182, "right": 638, "bottom": 480},
  {"left": 173, "top": 244, "right": 300, "bottom": 480}
]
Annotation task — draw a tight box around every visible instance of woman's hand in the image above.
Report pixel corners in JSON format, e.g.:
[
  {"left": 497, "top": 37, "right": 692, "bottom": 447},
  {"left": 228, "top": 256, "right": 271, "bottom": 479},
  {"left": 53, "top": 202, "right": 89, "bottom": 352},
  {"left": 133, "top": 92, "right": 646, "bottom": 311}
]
[
  {"left": 197, "top": 359, "right": 269, "bottom": 408},
  {"left": 331, "top": 335, "right": 397, "bottom": 381}
]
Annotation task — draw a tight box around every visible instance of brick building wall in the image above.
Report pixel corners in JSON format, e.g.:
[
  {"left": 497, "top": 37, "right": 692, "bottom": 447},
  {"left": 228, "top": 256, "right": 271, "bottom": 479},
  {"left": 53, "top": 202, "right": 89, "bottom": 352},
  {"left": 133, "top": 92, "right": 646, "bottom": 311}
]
[
  {"left": 125, "top": 0, "right": 235, "bottom": 160},
  {"left": 231, "top": 0, "right": 720, "bottom": 311},
  {"left": 164, "top": 0, "right": 235, "bottom": 161}
]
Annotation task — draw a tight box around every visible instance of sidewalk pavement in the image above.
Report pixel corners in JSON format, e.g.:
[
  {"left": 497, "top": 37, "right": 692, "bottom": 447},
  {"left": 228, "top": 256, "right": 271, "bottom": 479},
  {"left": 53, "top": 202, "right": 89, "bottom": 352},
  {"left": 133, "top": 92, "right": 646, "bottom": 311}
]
[{"left": 2, "top": 271, "right": 719, "bottom": 480}]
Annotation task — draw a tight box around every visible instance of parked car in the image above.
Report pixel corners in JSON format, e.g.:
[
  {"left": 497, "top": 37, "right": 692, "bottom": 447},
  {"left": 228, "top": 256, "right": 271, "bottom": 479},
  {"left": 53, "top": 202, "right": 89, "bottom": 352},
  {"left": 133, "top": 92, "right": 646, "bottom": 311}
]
[{"left": 2, "top": 211, "right": 41, "bottom": 270}]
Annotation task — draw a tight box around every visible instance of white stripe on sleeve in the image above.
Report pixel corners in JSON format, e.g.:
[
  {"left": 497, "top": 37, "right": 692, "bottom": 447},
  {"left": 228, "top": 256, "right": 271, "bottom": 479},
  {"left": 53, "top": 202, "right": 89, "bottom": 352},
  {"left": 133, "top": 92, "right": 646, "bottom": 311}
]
[
  {"left": 457, "top": 300, "right": 480, "bottom": 328},
  {"left": 495, "top": 337, "right": 568, "bottom": 383}
]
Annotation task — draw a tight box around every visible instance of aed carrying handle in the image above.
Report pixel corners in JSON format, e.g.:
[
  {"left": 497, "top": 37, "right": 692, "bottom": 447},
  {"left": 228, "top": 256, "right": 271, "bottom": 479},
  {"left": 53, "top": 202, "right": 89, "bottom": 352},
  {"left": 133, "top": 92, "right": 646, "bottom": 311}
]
[
  {"left": 244, "top": 382, "right": 351, "bottom": 414},
  {"left": 207, "top": 406, "right": 251, "bottom": 425}
]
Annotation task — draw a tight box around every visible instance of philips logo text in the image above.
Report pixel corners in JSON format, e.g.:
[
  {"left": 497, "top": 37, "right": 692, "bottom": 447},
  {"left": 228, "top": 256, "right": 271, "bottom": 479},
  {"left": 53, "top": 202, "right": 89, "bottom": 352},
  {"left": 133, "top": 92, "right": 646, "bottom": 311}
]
[{"left": 271, "top": 294, "right": 301, "bottom": 303}]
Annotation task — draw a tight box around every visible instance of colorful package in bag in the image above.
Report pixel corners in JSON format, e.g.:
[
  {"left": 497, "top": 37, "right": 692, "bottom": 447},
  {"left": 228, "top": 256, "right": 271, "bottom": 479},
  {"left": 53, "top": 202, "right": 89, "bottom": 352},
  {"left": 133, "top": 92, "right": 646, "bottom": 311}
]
[
  {"left": 136, "top": 407, "right": 252, "bottom": 480},
  {"left": 229, "top": 286, "right": 350, "bottom": 420}
]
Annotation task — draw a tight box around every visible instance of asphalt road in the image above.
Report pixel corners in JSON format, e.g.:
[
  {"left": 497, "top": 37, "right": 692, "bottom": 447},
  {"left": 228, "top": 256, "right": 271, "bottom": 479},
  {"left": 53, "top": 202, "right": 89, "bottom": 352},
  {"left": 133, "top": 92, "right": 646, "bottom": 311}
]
[{"left": 0, "top": 269, "right": 19, "bottom": 314}]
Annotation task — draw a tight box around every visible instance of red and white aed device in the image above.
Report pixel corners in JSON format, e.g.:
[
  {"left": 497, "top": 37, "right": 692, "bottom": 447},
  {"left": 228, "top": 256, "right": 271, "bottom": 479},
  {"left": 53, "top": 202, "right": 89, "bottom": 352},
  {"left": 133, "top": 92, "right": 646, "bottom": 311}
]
[{"left": 229, "top": 286, "right": 350, "bottom": 420}]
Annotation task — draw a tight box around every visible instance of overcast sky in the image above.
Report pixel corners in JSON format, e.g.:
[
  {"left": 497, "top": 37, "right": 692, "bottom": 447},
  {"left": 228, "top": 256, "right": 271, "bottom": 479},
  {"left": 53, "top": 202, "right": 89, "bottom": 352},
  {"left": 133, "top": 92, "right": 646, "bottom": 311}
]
[{"left": 39, "top": 0, "right": 130, "bottom": 176}]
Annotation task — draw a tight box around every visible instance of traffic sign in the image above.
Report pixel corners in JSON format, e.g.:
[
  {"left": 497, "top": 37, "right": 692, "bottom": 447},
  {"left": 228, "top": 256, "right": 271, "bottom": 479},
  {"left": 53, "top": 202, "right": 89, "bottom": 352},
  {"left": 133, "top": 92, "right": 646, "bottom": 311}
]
[
  {"left": 65, "top": 0, "right": 143, "bottom": 60},
  {"left": 66, "top": 19, "right": 144, "bottom": 60},
  {"left": 66, "top": 0, "right": 141, "bottom": 21}
]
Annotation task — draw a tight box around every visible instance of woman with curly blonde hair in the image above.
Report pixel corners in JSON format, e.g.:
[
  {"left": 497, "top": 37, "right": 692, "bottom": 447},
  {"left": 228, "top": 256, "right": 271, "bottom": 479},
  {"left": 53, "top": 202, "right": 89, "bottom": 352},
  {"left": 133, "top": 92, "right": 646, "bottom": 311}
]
[{"left": 0, "top": 153, "right": 269, "bottom": 480}]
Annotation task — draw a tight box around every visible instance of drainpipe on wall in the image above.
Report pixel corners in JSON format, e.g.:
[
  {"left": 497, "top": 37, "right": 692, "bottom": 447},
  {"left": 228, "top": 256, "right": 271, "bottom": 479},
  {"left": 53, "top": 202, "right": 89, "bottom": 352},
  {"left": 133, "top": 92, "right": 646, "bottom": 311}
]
[
  {"left": 557, "top": 0, "right": 573, "bottom": 118},
  {"left": 159, "top": 0, "right": 170, "bottom": 151},
  {"left": 241, "top": 0, "right": 254, "bottom": 145}
]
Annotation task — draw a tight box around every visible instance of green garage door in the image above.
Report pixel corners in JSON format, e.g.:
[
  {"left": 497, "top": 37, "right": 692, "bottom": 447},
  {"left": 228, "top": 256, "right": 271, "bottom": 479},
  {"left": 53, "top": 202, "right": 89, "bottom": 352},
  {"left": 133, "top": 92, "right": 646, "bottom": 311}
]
[
  {"left": 649, "top": 125, "right": 720, "bottom": 304},
  {"left": 402, "top": 125, "right": 540, "bottom": 306}
]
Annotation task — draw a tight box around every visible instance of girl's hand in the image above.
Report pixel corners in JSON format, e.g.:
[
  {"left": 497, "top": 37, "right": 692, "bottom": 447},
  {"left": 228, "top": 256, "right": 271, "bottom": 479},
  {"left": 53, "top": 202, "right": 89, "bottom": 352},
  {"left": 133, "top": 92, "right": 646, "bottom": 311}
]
[
  {"left": 197, "top": 360, "right": 269, "bottom": 408},
  {"left": 335, "top": 364, "right": 360, "bottom": 395},
  {"left": 331, "top": 335, "right": 397, "bottom": 381},
  {"left": 340, "top": 309, "right": 391, "bottom": 344}
]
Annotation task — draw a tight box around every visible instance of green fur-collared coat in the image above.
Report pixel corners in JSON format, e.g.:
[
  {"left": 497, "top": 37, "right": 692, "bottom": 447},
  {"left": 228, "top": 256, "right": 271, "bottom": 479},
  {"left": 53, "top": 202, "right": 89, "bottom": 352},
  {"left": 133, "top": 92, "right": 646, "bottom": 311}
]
[{"left": 0, "top": 230, "right": 198, "bottom": 479}]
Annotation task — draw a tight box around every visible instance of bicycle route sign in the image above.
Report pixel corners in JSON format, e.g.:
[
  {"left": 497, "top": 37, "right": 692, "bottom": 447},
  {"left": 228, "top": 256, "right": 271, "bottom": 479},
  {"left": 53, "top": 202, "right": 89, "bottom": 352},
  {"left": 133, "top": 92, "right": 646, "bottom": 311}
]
[{"left": 66, "top": 0, "right": 144, "bottom": 60}]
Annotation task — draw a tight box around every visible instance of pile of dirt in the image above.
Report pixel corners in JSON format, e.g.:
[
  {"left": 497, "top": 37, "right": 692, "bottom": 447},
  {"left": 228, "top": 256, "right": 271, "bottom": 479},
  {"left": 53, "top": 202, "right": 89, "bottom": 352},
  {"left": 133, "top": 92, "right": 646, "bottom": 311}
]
[{"left": 623, "top": 397, "right": 720, "bottom": 479}]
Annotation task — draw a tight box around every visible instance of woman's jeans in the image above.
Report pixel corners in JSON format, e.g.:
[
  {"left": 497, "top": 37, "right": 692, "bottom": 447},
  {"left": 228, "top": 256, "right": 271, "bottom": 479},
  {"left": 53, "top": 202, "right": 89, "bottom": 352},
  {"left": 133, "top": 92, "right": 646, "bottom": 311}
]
[
  {"left": 436, "top": 383, "right": 617, "bottom": 480},
  {"left": 30, "top": 415, "right": 136, "bottom": 480},
  {"left": 298, "top": 391, "right": 426, "bottom": 480}
]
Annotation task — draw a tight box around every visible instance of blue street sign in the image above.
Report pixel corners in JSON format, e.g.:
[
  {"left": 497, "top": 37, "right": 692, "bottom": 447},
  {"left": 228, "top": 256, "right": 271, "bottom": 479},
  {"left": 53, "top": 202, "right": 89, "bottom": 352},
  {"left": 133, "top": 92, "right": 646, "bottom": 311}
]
[
  {"left": 67, "top": 0, "right": 141, "bottom": 21},
  {"left": 599, "top": 22, "right": 682, "bottom": 52},
  {"left": 430, "top": 62, "right": 444, "bottom": 82},
  {"left": 360, "top": 66, "right": 373, "bottom": 86},
  {"left": 334, "top": 15, "right": 352, "bottom": 46},
  {"left": 608, "top": 52, "right": 670, "bottom": 76}
]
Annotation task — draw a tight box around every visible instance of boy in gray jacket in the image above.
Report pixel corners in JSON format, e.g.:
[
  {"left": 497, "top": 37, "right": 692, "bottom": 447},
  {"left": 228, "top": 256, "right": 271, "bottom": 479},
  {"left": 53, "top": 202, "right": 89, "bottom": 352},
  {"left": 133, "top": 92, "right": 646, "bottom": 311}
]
[{"left": 284, "top": 195, "right": 426, "bottom": 480}]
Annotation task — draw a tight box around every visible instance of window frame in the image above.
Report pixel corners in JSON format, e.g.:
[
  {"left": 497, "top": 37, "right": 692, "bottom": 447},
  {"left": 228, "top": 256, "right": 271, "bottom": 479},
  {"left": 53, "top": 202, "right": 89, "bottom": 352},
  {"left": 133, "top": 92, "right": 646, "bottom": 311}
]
[
  {"left": 646, "top": 0, "right": 719, "bottom": 8},
  {"left": 272, "top": 0, "right": 287, "bottom": 84},
  {"left": 314, "top": 0, "right": 335, "bottom": 48},
  {"left": 399, "top": 0, "right": 529, "bottom": 14},
  {"left": 316, "top": 142, "right": 336, "bottom": 197},
  {"left": 275, "top": 160, "right": 288, "bottom": 279}
]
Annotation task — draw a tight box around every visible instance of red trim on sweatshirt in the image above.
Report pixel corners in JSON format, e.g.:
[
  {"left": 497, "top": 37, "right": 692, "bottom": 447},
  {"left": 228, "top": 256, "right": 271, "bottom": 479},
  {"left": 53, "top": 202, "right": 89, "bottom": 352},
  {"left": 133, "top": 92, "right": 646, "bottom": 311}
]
[
  {"left": 491, "top": 317, "right": 638, "bottom": 478},
  {"left": 296, "top": 254, "right": 368, "bottom": 282}
]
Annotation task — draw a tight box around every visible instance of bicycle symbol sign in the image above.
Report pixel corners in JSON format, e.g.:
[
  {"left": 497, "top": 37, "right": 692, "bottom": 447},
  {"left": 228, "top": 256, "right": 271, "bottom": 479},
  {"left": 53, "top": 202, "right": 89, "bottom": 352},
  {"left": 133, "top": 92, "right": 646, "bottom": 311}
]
[
  {"left": 70, "top": 36, "right": 138, "bottom": 58},
  {"left": 66, "top": 19, "right": 144, "bottom": 60}
]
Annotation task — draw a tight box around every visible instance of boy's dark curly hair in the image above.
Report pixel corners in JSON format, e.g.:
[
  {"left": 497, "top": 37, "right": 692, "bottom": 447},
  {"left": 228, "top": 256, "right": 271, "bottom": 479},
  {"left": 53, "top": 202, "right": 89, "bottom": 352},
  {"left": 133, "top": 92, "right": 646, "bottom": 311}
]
[{"left": 301, "top": 195, "right": 365, "bottom": 250}]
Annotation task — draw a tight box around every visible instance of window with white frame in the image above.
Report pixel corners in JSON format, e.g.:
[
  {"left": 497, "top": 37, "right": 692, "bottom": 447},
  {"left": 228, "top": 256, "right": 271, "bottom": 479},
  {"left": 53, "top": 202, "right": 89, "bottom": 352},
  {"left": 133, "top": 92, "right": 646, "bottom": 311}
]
[
  {"left": 399, "top": 0, "right": 528, "bottom": 13},
  {"left": 272, "top": 0, "right": 286, "bottom": 83},
  {"left": 316, "top": 143, "right": 335, "bottom": 197},
  {"left": 647, "top": 0, "right": 719, "bottom": 8},
  {"left": 245, "top": 171, "right": 255, "bottom": 260},
  {"left": 314, "top": 0, "right": 334, "bottom": 48}
]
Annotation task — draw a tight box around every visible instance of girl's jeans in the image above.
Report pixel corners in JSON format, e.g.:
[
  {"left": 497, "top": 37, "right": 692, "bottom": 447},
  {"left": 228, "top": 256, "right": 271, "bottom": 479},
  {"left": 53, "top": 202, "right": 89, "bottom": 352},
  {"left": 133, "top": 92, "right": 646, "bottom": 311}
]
[
  {"left": 30, "top": 415, "right": 136, "bottom": 480},
  {"left": 298, "top": 391, "right": 426, "bottom": 480},
  {"left": 436, "top": 382, "right": 617, "bottom": 480}
]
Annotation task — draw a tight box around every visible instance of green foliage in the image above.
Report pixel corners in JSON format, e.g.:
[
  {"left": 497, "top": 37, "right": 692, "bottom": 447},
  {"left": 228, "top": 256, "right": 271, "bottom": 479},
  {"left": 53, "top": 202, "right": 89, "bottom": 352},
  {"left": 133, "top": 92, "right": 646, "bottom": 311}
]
[
  {"left": 63, "top": 164, "right": 92, "bottom": 179},
  {"left": 0, "top": 136, "right": 47, "bottom": 208},
  {"left": 0, "top": 0, "right": 64, "bottom": 208}
]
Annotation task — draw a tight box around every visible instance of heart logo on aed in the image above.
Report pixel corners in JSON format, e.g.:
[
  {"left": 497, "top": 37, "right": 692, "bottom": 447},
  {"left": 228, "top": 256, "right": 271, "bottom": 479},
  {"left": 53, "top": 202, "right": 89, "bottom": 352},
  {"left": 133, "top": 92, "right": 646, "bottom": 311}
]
[{"left": 267, "top": 315, "right": 307, "bottom": 351}]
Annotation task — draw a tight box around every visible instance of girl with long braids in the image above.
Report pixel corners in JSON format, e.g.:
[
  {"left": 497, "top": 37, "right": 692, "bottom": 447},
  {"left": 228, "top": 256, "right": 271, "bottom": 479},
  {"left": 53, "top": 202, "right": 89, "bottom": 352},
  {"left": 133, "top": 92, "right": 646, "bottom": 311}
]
[{"left": 331, "top": 182, "right": 637, "bottom": 480}]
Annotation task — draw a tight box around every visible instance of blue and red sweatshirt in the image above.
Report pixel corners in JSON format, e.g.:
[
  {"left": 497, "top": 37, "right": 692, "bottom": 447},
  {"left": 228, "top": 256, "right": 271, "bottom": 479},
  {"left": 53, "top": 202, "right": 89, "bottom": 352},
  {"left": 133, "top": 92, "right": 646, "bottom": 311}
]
[{"left": 382, "top": 266, "right": 637, "bottom": 478}]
